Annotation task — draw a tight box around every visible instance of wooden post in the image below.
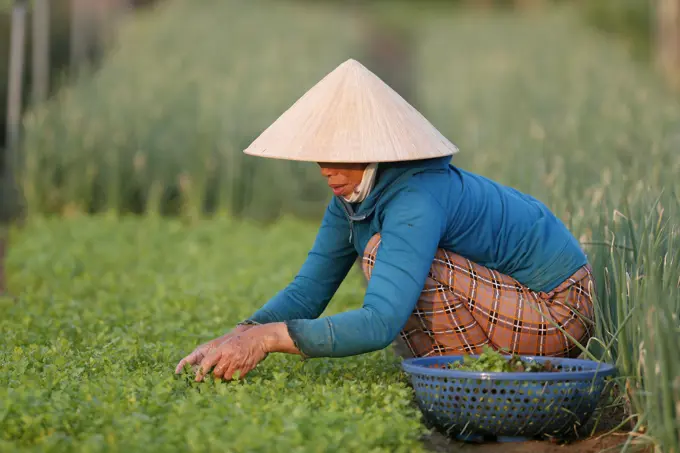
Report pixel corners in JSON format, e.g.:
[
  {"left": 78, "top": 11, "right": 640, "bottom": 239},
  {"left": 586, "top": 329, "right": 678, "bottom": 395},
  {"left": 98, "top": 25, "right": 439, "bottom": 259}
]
[
  {"left": 70, "top": 0, "right": 95, "bottom": 68},
  {"left": 94, "top": 0, "right": 111, "bottom": 49},
  {"left": 0, "top": 226, "right": 6, "bottom": 295},
  {"left": 112, "top": 0, "right": 134, "bottom": 30},
  {"left": 119, "top": 0, "right": 134, "bottom": 14},
  {"left": 513, "top": 0, "right": 546, "bottom": 9},
  {"left": 6, "top": 0, "right": 29, "bottom": 155},
  {"left": 97, "top": 0, "right": 132, "bottom": 51},
  {"left": 32, "top": 0, "right": 51, "bottom": 104},
  {"left": 656, "top": 0, "right": 680, "bottom": 89},
  {"left": 70, "top": 0, "right": 85, "bottom": 67},
  {"left": 3, "top": 0, "right": 28, "bottom": 296}
]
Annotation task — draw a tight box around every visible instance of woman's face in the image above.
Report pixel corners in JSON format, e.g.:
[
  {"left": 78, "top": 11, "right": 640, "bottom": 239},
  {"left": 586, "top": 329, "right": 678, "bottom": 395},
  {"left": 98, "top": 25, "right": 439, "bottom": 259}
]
[{"left": 318, "top": 162, "right": 368, "bottom": 197}]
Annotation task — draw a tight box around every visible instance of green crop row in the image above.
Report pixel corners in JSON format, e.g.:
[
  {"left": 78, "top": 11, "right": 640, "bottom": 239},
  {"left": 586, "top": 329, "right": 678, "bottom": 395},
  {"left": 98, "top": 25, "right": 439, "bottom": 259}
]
[
  {"left": 2, "top": 203, "right": 677, "bottom": 452},
  {"left": 1, "top": 216, "right": 428, "bottom": 452}
]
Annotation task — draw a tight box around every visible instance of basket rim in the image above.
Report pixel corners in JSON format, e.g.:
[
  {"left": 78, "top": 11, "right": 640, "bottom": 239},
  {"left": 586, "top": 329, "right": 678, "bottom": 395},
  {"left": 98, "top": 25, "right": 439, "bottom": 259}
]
[{"left": 401, "top": 355, "right": 617, "bottom": 381}]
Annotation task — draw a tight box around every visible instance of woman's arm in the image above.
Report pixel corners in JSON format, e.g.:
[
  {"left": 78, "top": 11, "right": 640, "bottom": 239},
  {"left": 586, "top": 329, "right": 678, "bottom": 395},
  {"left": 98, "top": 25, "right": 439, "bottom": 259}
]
[
  {"left": 282, "top": 188, "right": 445, "bottom": 357},
  {"left": 190, "top": 189, "right": 444, "bottom": 381},
  {"left": 243, "top": 198, "right": 358, "bottom": 325},
  {"left": 183, "top": 199, "right": 356, "bottom": 379}
]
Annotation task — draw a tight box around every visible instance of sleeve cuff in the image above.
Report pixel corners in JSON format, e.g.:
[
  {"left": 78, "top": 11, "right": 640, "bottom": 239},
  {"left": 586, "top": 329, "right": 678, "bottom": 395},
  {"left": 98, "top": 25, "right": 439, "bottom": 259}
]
[
  {"left": 242, "top": 308, "right": 280, "bottom": 325},
  {"left": 284, "top": 318, "right": 334, "bottom": 358}
]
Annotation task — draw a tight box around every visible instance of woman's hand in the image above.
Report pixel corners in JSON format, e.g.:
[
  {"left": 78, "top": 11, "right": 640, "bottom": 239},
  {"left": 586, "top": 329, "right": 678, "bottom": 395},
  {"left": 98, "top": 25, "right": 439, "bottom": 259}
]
[
  {"left": 193, "top": 323, "right": 302, "bottom": 382},
  {"left": 174, "top": 324, "right": 254, "bottom": 375}
]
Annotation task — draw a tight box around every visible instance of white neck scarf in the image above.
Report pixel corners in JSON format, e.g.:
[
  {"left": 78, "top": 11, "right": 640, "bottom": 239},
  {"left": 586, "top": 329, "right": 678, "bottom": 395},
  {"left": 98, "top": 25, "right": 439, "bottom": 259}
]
[{"left": 342, "top": 163, "right": 378, "bottom": 204}]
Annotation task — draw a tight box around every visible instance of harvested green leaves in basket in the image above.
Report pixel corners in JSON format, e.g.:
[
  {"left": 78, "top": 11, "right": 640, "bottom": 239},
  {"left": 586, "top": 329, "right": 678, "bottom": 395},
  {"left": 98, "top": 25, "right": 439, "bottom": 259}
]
[{"left": 448, "top": 346, "right": 558, "bottom": 373}]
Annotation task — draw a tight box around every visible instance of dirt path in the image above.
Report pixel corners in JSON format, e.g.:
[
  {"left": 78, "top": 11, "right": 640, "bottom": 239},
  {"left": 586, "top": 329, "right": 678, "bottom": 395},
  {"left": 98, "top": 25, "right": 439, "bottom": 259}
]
[{"left": 421, "top": 431, "right": 647, "bottom": 453}]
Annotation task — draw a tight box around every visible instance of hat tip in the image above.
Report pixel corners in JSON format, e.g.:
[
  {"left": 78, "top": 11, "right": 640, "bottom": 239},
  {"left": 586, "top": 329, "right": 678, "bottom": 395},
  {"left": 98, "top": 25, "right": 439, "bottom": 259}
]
[{"left": 341, "top": 58, "right": 364, "bottom": 68}]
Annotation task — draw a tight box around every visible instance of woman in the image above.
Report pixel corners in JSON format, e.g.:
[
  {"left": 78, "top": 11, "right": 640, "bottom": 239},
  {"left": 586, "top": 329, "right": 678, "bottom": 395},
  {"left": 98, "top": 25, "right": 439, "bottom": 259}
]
[{"left": 175, "top": 59, "right": 595, "bottom": 382}]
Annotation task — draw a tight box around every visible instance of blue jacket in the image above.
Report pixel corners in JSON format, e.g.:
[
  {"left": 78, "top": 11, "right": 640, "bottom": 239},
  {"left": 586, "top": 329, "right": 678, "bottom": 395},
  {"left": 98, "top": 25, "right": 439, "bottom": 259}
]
[{"left": 245, "top": 156, "right": 588, "bottom": 358}]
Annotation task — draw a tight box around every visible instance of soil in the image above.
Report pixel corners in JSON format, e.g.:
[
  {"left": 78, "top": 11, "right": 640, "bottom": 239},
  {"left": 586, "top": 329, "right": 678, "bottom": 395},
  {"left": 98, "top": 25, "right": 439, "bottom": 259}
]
[{"left": 421, "top": 431, "right": 651, "bottom": 453}]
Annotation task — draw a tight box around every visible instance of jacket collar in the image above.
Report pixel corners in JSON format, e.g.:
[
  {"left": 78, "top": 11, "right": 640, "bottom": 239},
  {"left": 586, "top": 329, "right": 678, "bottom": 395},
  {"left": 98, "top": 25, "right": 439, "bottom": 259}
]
[{"left": 337, "top": 155, "right": 452, "bottom": 220}]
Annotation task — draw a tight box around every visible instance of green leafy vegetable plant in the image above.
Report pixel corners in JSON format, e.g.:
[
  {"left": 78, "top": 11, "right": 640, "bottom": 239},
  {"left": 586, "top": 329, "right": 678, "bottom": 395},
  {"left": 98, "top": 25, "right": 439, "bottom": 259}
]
[
  {"left": 449, "top": 347, "right": 558, "bottom": 373},
  {"left": 0, "top": 217, "right": 429, "bottom": 453}
]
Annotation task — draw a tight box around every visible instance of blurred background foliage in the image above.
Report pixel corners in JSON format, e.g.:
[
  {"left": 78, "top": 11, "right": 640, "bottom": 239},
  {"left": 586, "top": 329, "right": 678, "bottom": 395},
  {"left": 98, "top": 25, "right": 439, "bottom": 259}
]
[
  {"left": 0, "top": 0, "right": 655, "bottom": 158},
  {"left": 0, "top": 0, "right": 662, "bottom": 224}
]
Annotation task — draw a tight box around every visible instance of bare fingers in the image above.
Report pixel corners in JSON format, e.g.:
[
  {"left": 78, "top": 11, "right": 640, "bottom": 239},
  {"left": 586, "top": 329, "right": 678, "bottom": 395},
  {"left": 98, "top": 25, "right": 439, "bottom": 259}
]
[
  {"left": 195, "top": 349, "right": 222, "bottom": 382},
  {"left": 211, "top": 349, "right": 253, "bottom": 381},
  {"left": 212, "top": 354, "right": 232, "bottom": 380},
  {"left": 175, "top": 349, "right": 203, "bottom": 374}
]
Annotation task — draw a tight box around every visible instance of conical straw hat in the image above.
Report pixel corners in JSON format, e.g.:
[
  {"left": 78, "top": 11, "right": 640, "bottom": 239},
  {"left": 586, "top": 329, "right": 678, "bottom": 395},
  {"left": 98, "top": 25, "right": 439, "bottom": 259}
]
[{"left": 243, "top": 59, "right": 459, "bottom": 163}]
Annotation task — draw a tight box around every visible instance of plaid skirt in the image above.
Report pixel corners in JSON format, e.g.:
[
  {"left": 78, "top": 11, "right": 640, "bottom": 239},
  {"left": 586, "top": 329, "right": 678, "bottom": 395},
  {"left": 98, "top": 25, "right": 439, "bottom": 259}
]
[{"left": 361, "top": 233, "right": 595, "bottom": 359}]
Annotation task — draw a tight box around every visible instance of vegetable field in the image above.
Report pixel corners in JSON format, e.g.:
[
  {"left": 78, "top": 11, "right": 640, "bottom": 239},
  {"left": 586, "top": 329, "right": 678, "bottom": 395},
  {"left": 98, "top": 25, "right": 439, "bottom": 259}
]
[
  {"left": 1, "top": 217, "right": 428, "bottom": 452},
  {"left": 3, "top": 0, "right": 680, "bottom": 452}
]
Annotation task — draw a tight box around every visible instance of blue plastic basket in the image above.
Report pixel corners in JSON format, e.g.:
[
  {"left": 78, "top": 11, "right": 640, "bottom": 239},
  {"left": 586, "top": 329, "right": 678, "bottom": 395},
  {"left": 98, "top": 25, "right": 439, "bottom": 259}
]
[{"left": 401, "top": 355, "right": 616, "bottom": 442}]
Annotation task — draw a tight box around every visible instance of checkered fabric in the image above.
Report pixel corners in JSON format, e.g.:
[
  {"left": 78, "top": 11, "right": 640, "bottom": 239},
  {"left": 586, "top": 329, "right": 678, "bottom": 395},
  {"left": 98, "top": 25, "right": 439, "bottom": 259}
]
[{"left": 361, "top": 233, "right": 595, "bottom": 358}]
